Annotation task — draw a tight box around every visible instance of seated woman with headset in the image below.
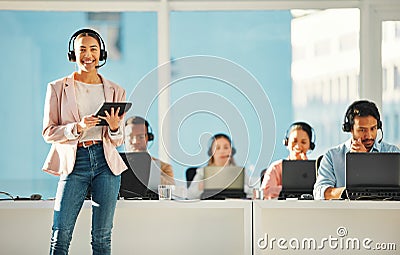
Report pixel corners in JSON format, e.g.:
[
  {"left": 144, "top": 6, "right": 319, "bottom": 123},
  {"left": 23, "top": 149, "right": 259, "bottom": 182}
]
[
  {"left": 187, "top": 133, "right": 237, "bottom": 199},
  {"left": 260, "top": 122, "right": 315, "bottom": 199}
]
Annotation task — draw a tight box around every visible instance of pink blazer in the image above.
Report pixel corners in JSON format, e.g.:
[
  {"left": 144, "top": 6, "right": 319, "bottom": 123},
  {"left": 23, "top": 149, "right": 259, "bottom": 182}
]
[{"left": 42, "top": 73, "right": 127, "bottom": 176}]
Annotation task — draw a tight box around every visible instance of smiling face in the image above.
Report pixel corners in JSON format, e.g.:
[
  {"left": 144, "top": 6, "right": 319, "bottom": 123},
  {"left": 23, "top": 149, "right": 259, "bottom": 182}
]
[
  {"left": 73, "top": 34, "right": 101, "bottom": 73},
  {"left": 287, "top": 129, "right": 311, "bottom": 160}
]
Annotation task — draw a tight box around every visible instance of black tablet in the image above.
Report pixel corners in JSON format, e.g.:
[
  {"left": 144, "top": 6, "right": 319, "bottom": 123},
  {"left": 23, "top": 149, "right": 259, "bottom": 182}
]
[{"left": 95, "top": 102, "right": 132, "bottom": 126}]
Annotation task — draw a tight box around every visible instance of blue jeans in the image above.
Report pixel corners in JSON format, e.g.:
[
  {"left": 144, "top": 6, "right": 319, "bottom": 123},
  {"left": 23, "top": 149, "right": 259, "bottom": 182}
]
[{"left": 50, "top": 143, "right": 121, "bottom": 255}]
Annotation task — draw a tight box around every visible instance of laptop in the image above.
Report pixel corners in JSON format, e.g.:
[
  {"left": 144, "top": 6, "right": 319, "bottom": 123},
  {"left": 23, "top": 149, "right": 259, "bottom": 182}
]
[
  {"left": 279, "top": 160, "right": 316, "bottom": 199},
  {"left": 119, "top": 152, "right": 158, "bottom": 199},
  {"left": 201, "top": 166, "right": 246, "bottom": 199},
  {"left": 345, "top": 152, "right": 400, "bottom": 200},
  {"left": 147, "top": 160, "right": 162, "bottom": 191}
]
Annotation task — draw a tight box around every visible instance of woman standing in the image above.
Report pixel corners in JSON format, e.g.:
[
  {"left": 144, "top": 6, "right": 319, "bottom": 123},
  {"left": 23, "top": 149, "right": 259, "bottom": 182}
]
[{"left": 42, "top": 28, "right": 127, "bottom": 254}]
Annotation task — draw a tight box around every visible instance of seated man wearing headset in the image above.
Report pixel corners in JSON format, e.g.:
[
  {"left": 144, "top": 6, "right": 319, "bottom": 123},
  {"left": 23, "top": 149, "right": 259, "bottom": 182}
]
[
  {"left": 313, "top": 100, "right": 400, "bottom": 200},
  {"left": 124, "top": 116, "right": 175, "bottom": 187}
]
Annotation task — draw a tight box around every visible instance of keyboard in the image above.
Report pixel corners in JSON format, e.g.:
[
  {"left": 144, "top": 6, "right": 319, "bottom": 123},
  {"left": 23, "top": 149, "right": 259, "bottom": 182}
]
[
  {"left": 144, "top": 190, "right": 159, "bottom": 200},
  {"left": 279, "top": 191, "right": 314, "bottom": 200},
  {"left": 346, "top": 189, "right": 400, "bottom": 200},
  {"left": 201, "top": 189, "right": 246, "bottom": 200}
]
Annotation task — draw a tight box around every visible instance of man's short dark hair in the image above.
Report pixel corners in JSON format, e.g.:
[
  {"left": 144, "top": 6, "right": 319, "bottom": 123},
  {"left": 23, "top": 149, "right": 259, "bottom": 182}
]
[{"left": 342, "top": 100, "right": 382, "bottom": 132}]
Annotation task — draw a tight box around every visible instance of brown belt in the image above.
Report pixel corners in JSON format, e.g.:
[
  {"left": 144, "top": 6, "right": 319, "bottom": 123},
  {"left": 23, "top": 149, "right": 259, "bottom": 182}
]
[{"left": 77, "top": 140, "right": 102, "bottom": 148}]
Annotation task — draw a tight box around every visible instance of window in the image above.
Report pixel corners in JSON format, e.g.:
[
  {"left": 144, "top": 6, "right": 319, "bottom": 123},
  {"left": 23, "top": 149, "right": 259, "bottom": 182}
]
[
  {"left": 382, "top": 20, "right": 400, "bottom": 146},
  {"left": 87, "top": 12, "right": 122, "bottom": 60},
  {"left": 395, "top": 113, "right": 399, "bottom": 141},
  {"left": 339, "top": 32, "right": 357, "bottom": 51},
  {"left": 292, "top": 9, "right": 359, "bottom": 158},
  {"left": 314, "top": 39, "right": 331, "bottom": 57},
  {"left": 395, "top": 22, "right": 400, "bottom": 39},
  {"left": 383, "top": 67, "right": 388, "bottom": 91},
  {"left": 395, "top": 65, "right": 400, "bottom": 89}
]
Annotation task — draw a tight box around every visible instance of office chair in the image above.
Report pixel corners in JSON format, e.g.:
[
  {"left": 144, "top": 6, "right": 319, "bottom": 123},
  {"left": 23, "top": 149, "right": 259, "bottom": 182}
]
[
  {"left": 315, "top": 155, "right": 324, "bottom": 178},
  {"left": 260, "top": 169, "right": 267, "bottom": 187},
  {"left": 186, "top": 167, "right": 198, "bottom": 188}
]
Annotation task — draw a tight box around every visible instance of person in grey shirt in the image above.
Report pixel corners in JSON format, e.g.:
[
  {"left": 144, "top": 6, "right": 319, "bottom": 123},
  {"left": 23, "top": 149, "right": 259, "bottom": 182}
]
[{"left": 314, "top": 100, "right": 400, "bottom": 200}]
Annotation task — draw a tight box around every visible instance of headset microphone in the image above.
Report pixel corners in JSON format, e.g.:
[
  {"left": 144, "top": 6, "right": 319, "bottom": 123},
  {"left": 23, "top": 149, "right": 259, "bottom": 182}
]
[
  {"left": 378, "top": 129, "right": 383, "bottom": 144},
  {"left": 95, "top": 58, "right": 107, "bottom": 69}
]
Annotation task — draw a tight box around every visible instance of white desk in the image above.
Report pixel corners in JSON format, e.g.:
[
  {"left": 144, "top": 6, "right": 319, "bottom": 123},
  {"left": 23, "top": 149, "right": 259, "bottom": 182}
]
[
  {"left": 0, "top": 200, "right": 252, "bottom": 255},
  {"left": 253, "top": 200, "right": 400, "bottom": 255},
  {"left": 2, "top": 200, "right": 399, "bottom": 255}
]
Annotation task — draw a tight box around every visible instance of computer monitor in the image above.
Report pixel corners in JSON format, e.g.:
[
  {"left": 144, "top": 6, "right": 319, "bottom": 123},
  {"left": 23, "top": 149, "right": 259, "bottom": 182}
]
[
  {"left": 201, "top": 166, "right": 245, "bottom": 199},
  {"left": 119, "top": 152, "right": 153, "bottom": 199},
  {"left": 279, "top": 160, "right": 316, "bottom": 199},
  {"left": 345, "top": 152, "right": 400, "bottom": 199}
]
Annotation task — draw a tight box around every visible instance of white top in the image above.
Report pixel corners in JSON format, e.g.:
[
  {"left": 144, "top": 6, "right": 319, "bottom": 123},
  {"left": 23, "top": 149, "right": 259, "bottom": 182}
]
[
  {"left": 74, "top": 81, "right": 105, "bottom": 142},
  {"left": 187, "top": 167, "right": 205, "bottom": 199}
]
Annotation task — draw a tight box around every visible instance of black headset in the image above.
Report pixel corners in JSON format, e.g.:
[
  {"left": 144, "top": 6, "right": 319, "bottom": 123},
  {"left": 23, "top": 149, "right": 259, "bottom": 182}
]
[
  {"left": 67, "top": 28, "right": 108, "bottom": 65},
  {"left": 283, "top": 121, "right": 316, "bottom": 150},
  {"left": 125, "top": 116, "right": 154, "bottom": 141},
  {"left": 207, "top": 133, "right": 236, "bottom": 156},
  {"left": 342, "top": 100, "right": 382, "bottom": 132}
]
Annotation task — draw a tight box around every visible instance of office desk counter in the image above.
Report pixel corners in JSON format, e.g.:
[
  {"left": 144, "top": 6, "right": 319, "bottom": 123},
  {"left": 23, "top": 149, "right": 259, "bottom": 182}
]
[
  {"left": 0, "top": 199, "right": 252, "bottom": 255},
  {"left": 253, "top": 200, "right": 400, "bottom": 255},
  {"left": 2, "top": 200, "right": 399, "bottom": 255}
]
